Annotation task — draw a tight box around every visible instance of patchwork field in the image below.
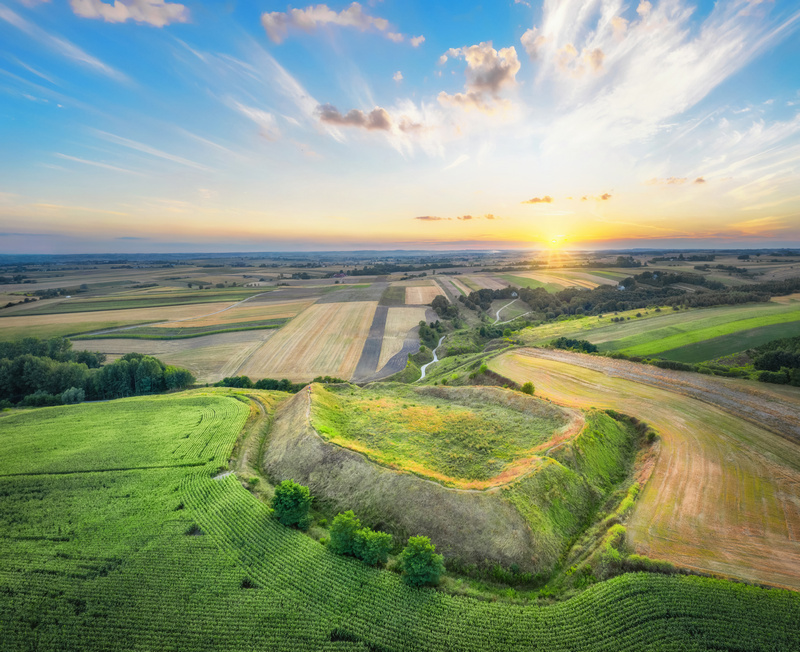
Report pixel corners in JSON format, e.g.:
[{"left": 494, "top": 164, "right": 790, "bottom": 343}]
[
  {"left": 4, "top": 392, "right": 800, "bottom": 650},
  {"left": 237, "top": 301, "right": 378, "bottom": 381},
  {"left": 405, "top": 284, "right": 445, "bottom": 305},
  {"left": 490, "top": 348, "right": 800, "bottom": 589},
  {"left": 0, "top": 301, "right": 237, "bottom": 340},
  {"left": 150, "top": 298, "right": 313, "bottom": 328},
  {"left": 377, "top": 306, "right": 428, "bottom": 368}
]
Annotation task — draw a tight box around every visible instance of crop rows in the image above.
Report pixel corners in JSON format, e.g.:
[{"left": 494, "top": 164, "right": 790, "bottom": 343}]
[{"left": 1, "top": 392, "right": 800, "bottom": 650}]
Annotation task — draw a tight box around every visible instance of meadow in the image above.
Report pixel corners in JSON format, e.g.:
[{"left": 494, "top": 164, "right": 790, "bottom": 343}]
[
  {"left": 3, "top": 389, "right": 800, "bottom": 650},
  {"left": 309, "top": 383, "right": 574, "bottom": 486}
]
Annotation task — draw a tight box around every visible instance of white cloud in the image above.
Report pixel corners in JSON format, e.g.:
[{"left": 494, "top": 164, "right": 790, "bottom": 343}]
[
  {"left": 227, "top": 99, "right": 282, "bottom": 141},
  {"left": 520, "top": 27, "right": 547, "bottom": 59},
  {"left": 393, "top": 71, "right": 403, "bottom": 82},
  {"left": 437, "top": 42, "right": 521, "bottom": 113},
  {"left": 261, "top": 2, "right": 394, "bottom": 44},
  {"left": 93, "top": 130, "right": 210, "bottom": 170},
  {"left": 69, "top": 0, "right": 189, "bottom": 27},
  {"left": 410, "top": 35, "right": 425, "bottom": 47},
  {"left": 54, "top": 153, "right": 143, "bottom": 175}
]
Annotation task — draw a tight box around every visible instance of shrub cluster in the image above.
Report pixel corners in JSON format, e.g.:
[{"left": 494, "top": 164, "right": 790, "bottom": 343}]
[{"left": 329, "top": 511, "right": 393, "bottom": 567}]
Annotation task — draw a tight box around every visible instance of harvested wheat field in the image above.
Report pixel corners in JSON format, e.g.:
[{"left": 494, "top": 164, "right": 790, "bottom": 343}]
[
  {"left": 405, "top": 284, "right": 445, "bottom": 305},
  {"left": 237, "top": 301, "right": 378, "bottom": 381},
  {"left": 77, "top": 330, "right": 275, "bottom": 384},
  {"left": 489, "top": 347, "right": 800, "bottom": 590},
  {"left": 377, "top": 307, "right": 429, "bottom": 368},
  {"left": 150, "top": 298, "right": 314, "bottom": 328}
]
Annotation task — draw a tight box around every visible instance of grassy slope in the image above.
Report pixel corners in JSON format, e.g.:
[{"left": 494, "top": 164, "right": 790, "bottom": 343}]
[
  {"left": 2, "top": 392, "right": 800, "bottom": 650},
  {"left": 499, "top": 274, "right": 564, "bottom": 293},
  {"left": 310, "top": 383, "right": 569, "bottom": 483}
]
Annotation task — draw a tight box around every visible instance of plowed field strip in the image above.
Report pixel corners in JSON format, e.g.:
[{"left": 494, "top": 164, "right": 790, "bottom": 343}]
[{"left": 490, "top": 348, "right": 800, "bottom": 589}]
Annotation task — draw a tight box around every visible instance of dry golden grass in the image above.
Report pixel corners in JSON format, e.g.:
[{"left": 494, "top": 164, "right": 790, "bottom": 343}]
[
  {"left": 237, "top": 301, "right": 378, "bottom": 381},
  {"left": 771, "top": 292, "right": 800, "bottom": 304},
  {"left": 150, "top": 299, "right": 313, "bottom": 328},
  {"left": 377, "top": 307, "right": 428, "bottom": 368},
  {"left": 490, "top": 349, "right": 800, "bottom": 590},
  {"left": 0, "top": 302, "right": 234, "bottom": 340},
  {"left": 405, "top": 285, "right": 445, "bottom": 305}
]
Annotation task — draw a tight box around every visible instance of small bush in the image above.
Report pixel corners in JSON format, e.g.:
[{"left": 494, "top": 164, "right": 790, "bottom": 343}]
[
  {"left": 271, "top": 479, "right": 312, "bottom": 529},
  {"left": 520, "top": 381, "right": 534, "bottom": 395},
  {"left": 61, "top": 387, "right": 85, "bottom": 404}
]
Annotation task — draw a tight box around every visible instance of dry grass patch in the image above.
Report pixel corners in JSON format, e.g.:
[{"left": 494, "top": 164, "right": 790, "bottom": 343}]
[
  {"left": 237, "top": 301, "right": 378, "bottom": 381},
  {"left": 464, "top": 275, "right": 508, "bottom": 290},
  {"left": 405, "top": 285, "right": 445, "bottom": 305}
]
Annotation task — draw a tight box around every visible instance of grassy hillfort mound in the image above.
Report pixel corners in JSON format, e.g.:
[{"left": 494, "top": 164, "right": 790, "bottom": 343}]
[
  {"left": 263, "top": 383, "right": 646, "bottom": 572},
  {"left": 310, "top": 383, "right": 577, "bottom": 486}
]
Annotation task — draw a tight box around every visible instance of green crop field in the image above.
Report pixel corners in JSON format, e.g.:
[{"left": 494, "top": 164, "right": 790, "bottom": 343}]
[
  {"left": 499, "top": 274, "right": 564, "bottom": 293},
  {"left": 310, "top": 383, "right": 570, "bottom": 484},
  {"left": 518, "top": 300, "right": 800, "bottom": 362},
  {"left": 2, "top": 391, "right": 800, "bottom": 650}
]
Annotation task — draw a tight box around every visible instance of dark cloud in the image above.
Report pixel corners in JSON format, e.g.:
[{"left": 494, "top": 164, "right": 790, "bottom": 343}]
[
  {"left": 414, "top": 216, "right": 450, "bottom": 221},
  {"left": 694, "top": 177, "right": 706, "bottom": 184},
  {"left": 438, "top": 42, "right": 521, "bottom": 113},
  {"left": 415, "top": 214, "right": 499, "bottom": 222},
  {"left": 522, "top": 196, "right": 553, "bottom": 204},
  {"left": 600, "top": 193, "right": 612, "bottom": 200},
  {"left": 317, "top": 104, "right": 392, "bottom": 130}
]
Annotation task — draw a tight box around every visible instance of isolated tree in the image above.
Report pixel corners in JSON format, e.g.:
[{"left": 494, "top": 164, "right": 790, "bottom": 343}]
[
  {"left": 521, "top": 381, "right": 535, "bottom": 396},
  {"left": 398, "top": 536, "right": 444, "bottom": 587},
  {"left": 271, "top": 480, "right": 312, "bottom": 529},
  {"left": 329, "top": 510, "right": 362, "bottom": 556}
]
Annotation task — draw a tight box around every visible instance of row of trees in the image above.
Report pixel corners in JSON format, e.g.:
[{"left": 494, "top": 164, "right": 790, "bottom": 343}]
[
  {"left": 271, "top": 480, "right": 444, "bottom": 587},
  {"left": 0, "top": 338, "right": 194, "bottom": 406},
  {"left": 459, "top": 277, "right": 800, "bottom": 321},
  {"left": 214, "top": 375, "right": 346, "bottom": 393}
]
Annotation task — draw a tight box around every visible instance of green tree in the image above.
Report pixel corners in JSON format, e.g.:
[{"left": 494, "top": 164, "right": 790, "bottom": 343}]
[
  {"left": 329, "top": 511, "right": 362, "bottom": 556},
  {"left": 355, "top": 528, "right": 393, "bottom": 566},
  {"left": 521, "top": 381, "right": 535, "bottom": 395},
  {"left": 398, "top": 536, "right": 444, "bottom": 587},
  {"left": 271, "top": 480, "right": 312, "bottom": 529}
]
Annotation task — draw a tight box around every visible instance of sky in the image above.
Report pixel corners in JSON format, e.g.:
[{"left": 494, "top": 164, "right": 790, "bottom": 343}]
[{"left": 1, "top": 0, "right": 799, "bottom": 254}]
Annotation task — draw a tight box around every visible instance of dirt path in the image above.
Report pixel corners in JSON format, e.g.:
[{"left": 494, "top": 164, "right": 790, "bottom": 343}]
[
  {"left": 490, "top": 348, "right": 800, "bottom": 590},
  {"left": 494, "top": 299, "right": 517, "bottom": 324}
]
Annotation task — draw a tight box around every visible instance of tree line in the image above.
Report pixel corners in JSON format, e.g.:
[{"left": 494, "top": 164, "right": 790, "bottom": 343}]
[{"left": 0, "top": 337, "right": 194, "bottom": 407}]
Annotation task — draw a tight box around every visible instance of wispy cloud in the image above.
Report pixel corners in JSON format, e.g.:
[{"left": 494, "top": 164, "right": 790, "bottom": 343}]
[
  {"left": 93, "top": 130, "right": 211, "bottom": 171},
  {"left": 0, "top": 4, "right": 128, "bottom": 81},
  {"left": 54, "top": 153, "right": 144, "bottom": 175}
]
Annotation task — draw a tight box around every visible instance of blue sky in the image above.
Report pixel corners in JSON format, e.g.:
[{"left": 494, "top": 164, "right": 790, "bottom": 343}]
[{"left": 1, "top": 0, "right": 799, "bottom": 253}]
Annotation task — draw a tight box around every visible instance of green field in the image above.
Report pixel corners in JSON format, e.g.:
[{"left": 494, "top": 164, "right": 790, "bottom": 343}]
[
  {"left": 518, "top": 301, "right": 800, "bottom": 362},
  {"left": 499, "top": 274, "right": 564, "bottom": 293},
  {"left": 310, "top": 383, "right": 569, "bottom": 483},
  {"left": 2, "top": 391, "right": 800, "bottom": 650}
]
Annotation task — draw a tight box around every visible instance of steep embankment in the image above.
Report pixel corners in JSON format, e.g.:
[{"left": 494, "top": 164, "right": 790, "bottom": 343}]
[{"left": 262, "top": 383, "right": 641, "bottom": 573}]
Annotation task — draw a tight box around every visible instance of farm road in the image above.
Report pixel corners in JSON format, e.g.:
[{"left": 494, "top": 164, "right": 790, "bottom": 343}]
[{"left": 515, "top": 348, "right": 800, "bottom": 443}]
